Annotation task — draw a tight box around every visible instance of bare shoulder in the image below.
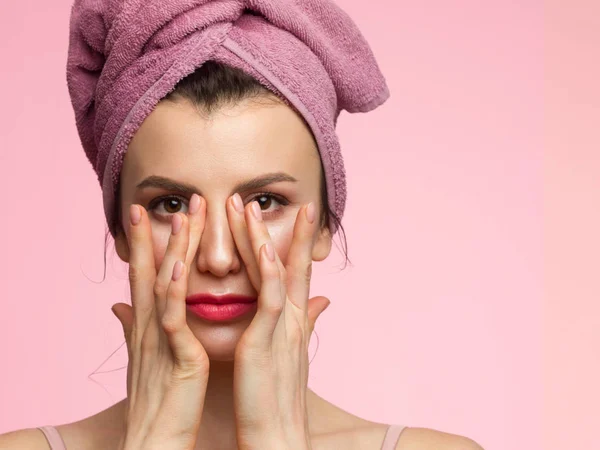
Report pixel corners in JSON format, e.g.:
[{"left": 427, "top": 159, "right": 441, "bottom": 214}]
[
  {"left": 0, "top": 400, "right": 126, "bottom": 450},
  {"left": 306, "top": 390, "right": 484, "bottom": 450},
  {"left": 0, "top": 427, "right": 52, "bottom": 450},
  {"left": 395, "top": 427, "right": 485, "bottom": 450},
  {"left": 312, "top": 423, "right": 483, "bottom": 450}
]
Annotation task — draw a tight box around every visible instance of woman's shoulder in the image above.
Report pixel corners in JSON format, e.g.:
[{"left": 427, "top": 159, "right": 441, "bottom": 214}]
[
  {"left": 0, "top": 400, "right": 126, "bottom": 450},
  {"left": 314, "top": 423, "right": 484, "bottom": 450},
  {"left": 0, "top": 422, "right": 95, "bottom": 450},
  {"left": 308, "top": 390, "right": 484, "bottom": 450},
  {"left": 0, "top": 427, "right": 58, "bottom": 450},
  {"left": 387, "top": 427, "right": 484, "bottom": 450},
  {"left": 0, "top": 422, "right": 484, "bottom": 450}
]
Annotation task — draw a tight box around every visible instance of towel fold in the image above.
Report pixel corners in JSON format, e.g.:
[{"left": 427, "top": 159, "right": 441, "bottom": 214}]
[{"left": 66, "top": 0, "right": 390, "bottom": 236}]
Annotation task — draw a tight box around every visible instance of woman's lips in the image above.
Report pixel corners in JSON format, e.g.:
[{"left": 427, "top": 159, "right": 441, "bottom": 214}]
[{"left": 185, "top": 293, "right": 257, "bottom": 321}]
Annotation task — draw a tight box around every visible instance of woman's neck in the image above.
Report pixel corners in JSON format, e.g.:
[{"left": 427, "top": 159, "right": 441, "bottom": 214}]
[
  {"left": 194, "top": 360, "right": 238, "bottom": 449},
  {"left": 102, "top": 361, "right": 328, "bottom": 450}
]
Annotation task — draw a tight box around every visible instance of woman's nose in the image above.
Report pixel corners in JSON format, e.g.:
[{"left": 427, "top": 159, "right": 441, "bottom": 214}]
[{"left": 195, "top": 206, "right": 242, "bottom": 277}]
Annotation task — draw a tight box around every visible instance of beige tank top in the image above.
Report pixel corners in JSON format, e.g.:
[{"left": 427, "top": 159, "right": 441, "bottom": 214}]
[{"left": 38, "top": 423, "right": 407, "bottom": 449}]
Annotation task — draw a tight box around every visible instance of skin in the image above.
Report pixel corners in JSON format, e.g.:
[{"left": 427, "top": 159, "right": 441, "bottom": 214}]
[
  {"left": 115, "top": 95, "right": 336, "bottom": 449},
  {"left": 115, "top": 96, "right": 332, "bottom": 361},
  {"left": 0, "top": 94, "right": 485, "bottom": 450}
]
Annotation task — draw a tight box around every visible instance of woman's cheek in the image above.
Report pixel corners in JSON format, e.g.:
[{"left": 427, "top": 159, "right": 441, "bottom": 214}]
[{"left": 267, "top": 221, "right": 295, "bottom": 266}]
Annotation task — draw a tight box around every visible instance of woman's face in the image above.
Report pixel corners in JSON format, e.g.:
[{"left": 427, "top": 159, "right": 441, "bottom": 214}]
[{"left": 115, "top": 96, "right": 332, "bottom": 361}]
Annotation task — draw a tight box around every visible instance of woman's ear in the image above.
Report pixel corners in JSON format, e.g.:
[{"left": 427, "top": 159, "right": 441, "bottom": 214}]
[
  {"left": 114, "top": 227, "right": 131, "bottom": 263},
  {"left": 312, "top": 226, "right": 332, "bottom": 262}
]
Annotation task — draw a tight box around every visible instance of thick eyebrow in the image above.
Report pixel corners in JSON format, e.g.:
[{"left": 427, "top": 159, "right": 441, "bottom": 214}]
[{"left": 136, "top": 172, "right": 298, "bottom": 196}]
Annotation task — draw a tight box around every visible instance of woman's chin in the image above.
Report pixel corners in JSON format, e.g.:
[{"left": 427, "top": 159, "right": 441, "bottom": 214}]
[{"left": 186, "top": 312, "right": 253, "bottom": 362}]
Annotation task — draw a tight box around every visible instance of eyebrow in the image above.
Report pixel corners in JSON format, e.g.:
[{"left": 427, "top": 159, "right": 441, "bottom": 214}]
[{"left": 136, "top": 172, "right": 298, "bottom": 196}]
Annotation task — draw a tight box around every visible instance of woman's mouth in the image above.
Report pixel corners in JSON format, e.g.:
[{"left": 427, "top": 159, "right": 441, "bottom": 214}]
[{"left": 185, "top": 293, "right": 257, "bottom": 322}]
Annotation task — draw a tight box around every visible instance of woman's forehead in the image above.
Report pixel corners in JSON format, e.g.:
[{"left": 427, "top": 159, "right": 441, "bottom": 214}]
[{"left": 123, "top": 98, "right": 320, "bottom": 185}]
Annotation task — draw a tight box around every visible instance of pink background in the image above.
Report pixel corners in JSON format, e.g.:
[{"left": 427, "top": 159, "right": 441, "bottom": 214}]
[{"left": 0, "top": 1, "right": 596, "bottom": 449}]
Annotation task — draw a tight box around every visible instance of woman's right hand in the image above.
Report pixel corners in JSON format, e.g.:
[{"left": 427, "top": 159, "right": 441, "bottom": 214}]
[{"left": 110, "top": 193, "right": 209, "bottom": 450}]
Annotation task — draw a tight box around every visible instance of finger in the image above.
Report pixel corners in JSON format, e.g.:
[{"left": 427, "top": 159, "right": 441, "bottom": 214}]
[
  {"left": 243, "top": 200, "right": 287, "bottom": 278},
  {"left": 244, "top": 243, "right": 284, "bottom": 346},
  {"left": 285, "top": 203, "right": 318, "bottom": 312},
  {"left": 227, "top": 193, "right": 262, "bottom": 292},
  {"left": 154, "top": 212, "right": 191, "bottom": 319},
  {"left": 243, "top": 200, "right": 289, "bottom": 309},
  {"left": 184, "top": 194, "right": 206, "bottom": 271},
  {"left": 162, "top": 260, "right": 209, "bottom": 373},
  {"left": 127, "top": 204, "right": 157, "bottom": 333}
]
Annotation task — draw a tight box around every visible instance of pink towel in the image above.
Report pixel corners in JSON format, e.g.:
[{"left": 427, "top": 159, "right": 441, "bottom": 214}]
[{"left": 66, "top": 0, "right": 390, "bottom": 236}]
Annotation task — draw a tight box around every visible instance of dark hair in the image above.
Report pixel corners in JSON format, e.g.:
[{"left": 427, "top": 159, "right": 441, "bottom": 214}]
[{"left": 101, "top": 60, "right": 350, "bottom": 278}]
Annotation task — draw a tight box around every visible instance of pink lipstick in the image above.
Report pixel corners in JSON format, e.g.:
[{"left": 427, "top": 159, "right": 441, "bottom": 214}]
[{"left": 185, "top": 293, "right": 257, "bottom": 322}]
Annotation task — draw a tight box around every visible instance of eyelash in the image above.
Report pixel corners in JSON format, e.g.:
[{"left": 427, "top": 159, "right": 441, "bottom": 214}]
[{"left": 147, "top": 191, "right": 290, "bottom": 219}]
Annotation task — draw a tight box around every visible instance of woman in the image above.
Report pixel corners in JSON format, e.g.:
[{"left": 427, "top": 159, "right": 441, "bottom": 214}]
[{"left": 1, "top": 1, "right": 484, "bottom": 449}]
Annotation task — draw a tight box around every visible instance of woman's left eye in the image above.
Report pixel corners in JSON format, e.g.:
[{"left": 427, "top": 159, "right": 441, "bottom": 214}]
[{"left": 247, "top": 192, "right": 289, "bottom": 216}]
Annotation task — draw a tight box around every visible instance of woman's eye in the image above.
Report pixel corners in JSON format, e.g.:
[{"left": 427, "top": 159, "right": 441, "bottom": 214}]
[
  {"left": 148, "top": 196, "right": 188, "bottom": 217},
  {"left": 147, "top": 192, "right": 288, "bottom": 219},
  {"left": 249, "top": 193, "right": 288, "bottom": 215}
]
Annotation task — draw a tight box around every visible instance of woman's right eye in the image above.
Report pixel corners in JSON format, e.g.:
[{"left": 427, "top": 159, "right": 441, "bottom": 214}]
[{"left": 148, "top": 195, "right": 189, "bottom": 217}]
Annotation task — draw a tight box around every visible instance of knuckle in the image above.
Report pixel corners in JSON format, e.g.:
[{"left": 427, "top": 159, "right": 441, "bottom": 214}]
[
  {"left": 153, "top": 279, "right": 168, "bottom": 298},
  {"left": 302, "top": 262, "right": 312, "bottom": 282},
  {"left": 166, "top": 278, "right": 181, "bottom": 299},
  {"left": 160, "top": 313, "right": 183, "bottom": 334},
  {"left": 169, "top": 368, "right": 200, "bottom": 386},
  {"left": 172, "top": 355, "right": 209, "bottom": 380},
  {"left": 306, "top": 262, "right": 312, "bottom": 278},
  {"left": 128, "top": 264, "right": 145, "bottom": 284},
  {"left": 289, "top": 261, "right": 311, "bottom": 283},
  {"left": 264, "top": 300, "right": 284, "bottom": 316}
]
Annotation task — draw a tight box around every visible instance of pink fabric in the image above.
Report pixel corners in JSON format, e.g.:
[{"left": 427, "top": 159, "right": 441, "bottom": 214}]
[
  {"left": 37, "top": 424, "right": 405, "bottom": 449},
  {"left": 66, "top": 0, "right": 390, "bottom": 238},
  {"left": 381, "top": 424, "right": 407, "bottom": 449},
  {"left": 37, "top": 426, "right": 67, "bottom": 450}
]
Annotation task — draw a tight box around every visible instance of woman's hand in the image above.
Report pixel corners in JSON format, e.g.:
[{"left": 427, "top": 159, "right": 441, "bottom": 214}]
[
  {"left": 227, "top": 195, "right": 331, "bottom": 450},
  {"left": 110, "top": 194, "right": 210, "bottom": 450}
]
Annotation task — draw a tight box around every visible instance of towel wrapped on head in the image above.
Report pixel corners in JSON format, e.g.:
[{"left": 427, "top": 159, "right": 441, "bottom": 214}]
[{"left": 66, "top": 0, "right": 390, "bottom": 237}]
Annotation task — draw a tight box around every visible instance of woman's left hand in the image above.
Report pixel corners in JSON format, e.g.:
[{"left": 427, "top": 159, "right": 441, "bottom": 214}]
[{"left": 226, "top": 194, "right": 331, "bottom": 450}]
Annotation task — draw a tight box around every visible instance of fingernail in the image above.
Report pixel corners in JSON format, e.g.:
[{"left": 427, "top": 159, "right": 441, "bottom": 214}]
[
  {"left": 232, "top": 193, "right": 244, "bottom": 213},
  {"left": 189, "top": 194, "right": 201, "bottom": 214},
  {"left": 172, "top": 260, "right": 184, "bottom": 281},
  {"left": 130, "top": 205, "right": 141, "bottom": 226},
  {"left": 265, "top": 242, "right": 275, "bottom": 261},
  {"left": 306, "top": 202, "right": 315, "bottom": 224},
  {"left": 251, "top": 201, "right": 263, "bottom": 221},
  {"left": 172, "top": 213, "right": 183, "bottom": 234}
]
